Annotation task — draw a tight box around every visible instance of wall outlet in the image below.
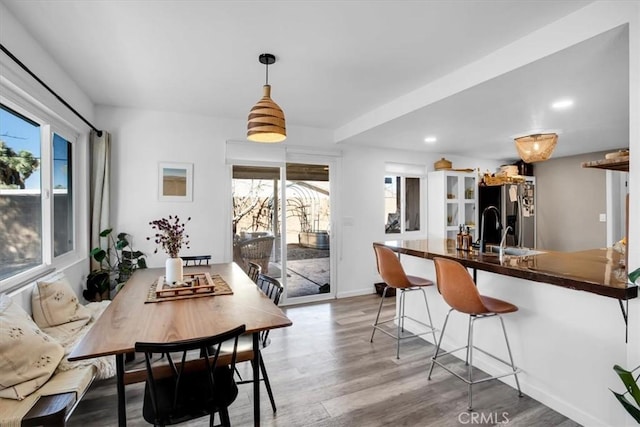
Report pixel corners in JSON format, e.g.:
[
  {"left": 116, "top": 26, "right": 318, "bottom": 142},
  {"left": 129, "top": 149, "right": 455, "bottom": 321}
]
[{"left": 599, "top": 213, "right": 607, "bottom": 222}]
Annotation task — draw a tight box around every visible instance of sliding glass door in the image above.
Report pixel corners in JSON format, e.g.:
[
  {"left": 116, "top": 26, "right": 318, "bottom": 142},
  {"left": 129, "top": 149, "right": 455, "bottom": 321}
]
[
  {"left": 231, "top": 161, "right": 333, "bottom": 303},
  {"left": 284, "top": 163, "right": 331, "bottom": 300}
]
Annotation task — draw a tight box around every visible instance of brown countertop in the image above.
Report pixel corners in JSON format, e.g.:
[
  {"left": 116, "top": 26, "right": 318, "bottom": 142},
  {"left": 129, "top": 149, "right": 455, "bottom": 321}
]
[{"left": 376, "top": 239, "right": 636, "bottom": 300}]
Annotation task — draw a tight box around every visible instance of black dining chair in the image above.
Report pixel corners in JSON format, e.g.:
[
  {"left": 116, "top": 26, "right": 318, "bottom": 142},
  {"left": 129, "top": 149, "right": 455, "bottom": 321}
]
[
  {"left": 246, "top": 261, "right": 261, "bottom": 284},
  {"left": 223, "top": 274, "right": 283, "bottom": 413},
  {"left": 182, "top": 255, "right": 212, "bottom": 267},
  {"left": 135, "top": 324, "right": 246, "bottom": 427}
]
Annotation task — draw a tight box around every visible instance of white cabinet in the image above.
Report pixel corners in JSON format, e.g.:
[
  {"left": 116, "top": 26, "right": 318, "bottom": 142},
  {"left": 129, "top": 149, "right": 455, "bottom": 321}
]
[{"left": 427, "top": 171, "right": 477, "bottom": 242}]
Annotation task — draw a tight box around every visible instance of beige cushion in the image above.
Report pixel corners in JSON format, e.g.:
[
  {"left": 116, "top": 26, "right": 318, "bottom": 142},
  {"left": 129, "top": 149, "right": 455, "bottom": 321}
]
[
  {"left": 32, "top": 274, "right": 91, "bottom": 331},
  {"left": 0, "top": 294, "right": 64, "bottom": 400}
]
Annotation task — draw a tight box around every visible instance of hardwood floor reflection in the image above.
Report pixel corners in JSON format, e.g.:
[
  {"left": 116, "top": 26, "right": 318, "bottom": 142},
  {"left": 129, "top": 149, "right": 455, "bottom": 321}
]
[{"left": 68, "top": 295, "right": 579, "bottom": 427}]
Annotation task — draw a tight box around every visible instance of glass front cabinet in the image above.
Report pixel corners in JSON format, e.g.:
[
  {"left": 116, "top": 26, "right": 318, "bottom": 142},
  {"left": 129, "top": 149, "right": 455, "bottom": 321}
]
[{"left": 427, "top": 170, "right": 477, "bottom": 242}]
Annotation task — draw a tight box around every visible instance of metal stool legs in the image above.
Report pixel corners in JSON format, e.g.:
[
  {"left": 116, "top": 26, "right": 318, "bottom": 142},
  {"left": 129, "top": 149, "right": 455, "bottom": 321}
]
[
  {"left": 428, "top": 310, "right": 522, "bottom": 411},
  {"left": 370, "top": 285, "right": 438, "bottom": 359}
]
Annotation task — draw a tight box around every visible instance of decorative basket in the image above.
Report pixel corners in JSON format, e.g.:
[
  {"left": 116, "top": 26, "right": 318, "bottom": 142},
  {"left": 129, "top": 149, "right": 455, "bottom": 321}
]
[{"left": 434, "top": 157, "right": 452, "bottom": 170}]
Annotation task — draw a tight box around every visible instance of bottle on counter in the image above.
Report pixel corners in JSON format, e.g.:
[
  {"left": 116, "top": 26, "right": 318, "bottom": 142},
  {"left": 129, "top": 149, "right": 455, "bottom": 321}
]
[
  {"left": 463, "top": 226, "right": 473, "bottom": 251},
  {"left": 461, "top": 226, "right": 468, "bottom": 251},
  {"left": 456, "top": 225, "right": 464, "bottom": 250}
]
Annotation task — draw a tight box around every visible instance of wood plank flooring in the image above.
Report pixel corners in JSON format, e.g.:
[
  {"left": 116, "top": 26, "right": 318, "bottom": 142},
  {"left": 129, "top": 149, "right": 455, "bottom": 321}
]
[{"left": 68, "top": 295, "right": 580, "bottom": 426}]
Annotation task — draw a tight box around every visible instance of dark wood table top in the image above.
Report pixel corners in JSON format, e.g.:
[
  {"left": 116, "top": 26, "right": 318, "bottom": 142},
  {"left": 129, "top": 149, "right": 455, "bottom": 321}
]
[
  {"left": 69, "top": 263, "right": 293, "bottom": 361},
  {"left": 376, "top": 239, "right": 636, "bottom": 300}
]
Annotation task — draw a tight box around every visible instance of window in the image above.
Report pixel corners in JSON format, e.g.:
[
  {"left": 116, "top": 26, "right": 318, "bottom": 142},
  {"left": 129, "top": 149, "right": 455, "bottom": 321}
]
[
  {"left": 53, "top": 133, "right": 73, "bottom": 256},
  {"left": 384, "top": 175, "right": 422, "bottom": 234},
  {"left": 0, "top": 104, "right": 76, "bottom": 284},
  {"left": 383, "top": 162, "right": 425, "bottom": 235}
]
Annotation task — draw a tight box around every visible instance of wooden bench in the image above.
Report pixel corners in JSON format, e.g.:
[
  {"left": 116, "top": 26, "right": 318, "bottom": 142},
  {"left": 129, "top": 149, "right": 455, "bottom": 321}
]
[
  {"left": 21, "top": 392, "right": 76, "bottom": 427},
  {"left": 0, "top": 366, "right": 95, "bottom": 427}
]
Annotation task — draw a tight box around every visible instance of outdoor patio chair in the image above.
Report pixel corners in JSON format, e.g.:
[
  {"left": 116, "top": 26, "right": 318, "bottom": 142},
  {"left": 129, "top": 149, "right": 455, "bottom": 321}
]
[{"left": 237, "top": 236, "right": 274, "bottom": 274}]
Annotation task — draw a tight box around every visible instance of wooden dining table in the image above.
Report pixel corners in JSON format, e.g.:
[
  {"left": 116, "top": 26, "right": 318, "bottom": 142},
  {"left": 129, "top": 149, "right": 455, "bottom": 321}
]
[{"left": 68, "top": 262, "right": 293, "bottom": 426}]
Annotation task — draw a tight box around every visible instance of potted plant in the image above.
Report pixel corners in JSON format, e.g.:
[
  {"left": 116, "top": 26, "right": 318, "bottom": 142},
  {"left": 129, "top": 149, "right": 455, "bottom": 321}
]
[
  {"left": 611, "top": 267, "right": 640, "bottom": 423},
  {"left": 612, "top": 364, "right": 640, "bottom": 423},
  {"left": 83, "top": 228, "right": 147, "bottom": 302}
]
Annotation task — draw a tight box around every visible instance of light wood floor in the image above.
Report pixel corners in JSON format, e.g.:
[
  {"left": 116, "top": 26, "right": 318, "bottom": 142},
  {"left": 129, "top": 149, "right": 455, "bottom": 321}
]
[{"left": 68, "top": 294, "right": 580, "bottom": 426}]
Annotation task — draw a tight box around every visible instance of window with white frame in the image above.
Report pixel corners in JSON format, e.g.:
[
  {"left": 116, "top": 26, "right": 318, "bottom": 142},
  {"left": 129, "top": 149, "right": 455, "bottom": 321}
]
[
  {"left": 384, "top": 163, "right": 425, "bottom": 234},
  {"left": 0, "top": 103, "right": 76, "bottom": 285}
]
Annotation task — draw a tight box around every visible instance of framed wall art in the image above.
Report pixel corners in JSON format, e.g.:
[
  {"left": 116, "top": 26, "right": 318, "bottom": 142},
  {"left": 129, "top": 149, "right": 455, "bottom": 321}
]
[{"left": 158, "top": 162, "right": 193, "bottom": 202}]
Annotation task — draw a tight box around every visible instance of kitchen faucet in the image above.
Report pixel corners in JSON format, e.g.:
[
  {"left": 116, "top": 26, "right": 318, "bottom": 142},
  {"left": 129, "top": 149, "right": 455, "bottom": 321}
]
[
  {"left": 499, "top": 225, "right": 513, "bottom": 261},
  {"left": 479, "top": 205, "right": 501, "bottom": 253}
]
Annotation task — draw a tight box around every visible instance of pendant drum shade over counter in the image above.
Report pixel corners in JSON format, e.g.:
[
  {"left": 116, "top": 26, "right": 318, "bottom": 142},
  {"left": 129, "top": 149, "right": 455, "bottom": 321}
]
[
  {"left": 514, "top": 133, "right": 558, "bottom": 163},
  {"left": 247, "top": 53, "right": 286, "bottom": 143}
]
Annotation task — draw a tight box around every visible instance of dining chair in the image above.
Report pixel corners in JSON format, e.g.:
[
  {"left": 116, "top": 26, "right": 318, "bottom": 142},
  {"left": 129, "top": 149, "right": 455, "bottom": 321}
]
[
  {"left": 371, "top": 245, "right": 438, "bottom": 358},
  {"left": 182, "top": 255, "right": 212, "bottom": 267},
  {"left": 222, "top": 274, "right": 283, "bottom": 413},
  {"left": 135, "top": 324, "right": 246, "bottom": 427},
  {"left": 247, "top": 261, "right": 261, "bottom": 284},
  {"left": 428, "top": 257, "right": 522, "bottom": 411}
]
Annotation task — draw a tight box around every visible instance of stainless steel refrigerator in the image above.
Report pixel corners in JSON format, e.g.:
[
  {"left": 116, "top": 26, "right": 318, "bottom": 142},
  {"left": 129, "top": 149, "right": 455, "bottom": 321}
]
[{"left": 478, "top": 181, "right": 536, "bottom": 248}]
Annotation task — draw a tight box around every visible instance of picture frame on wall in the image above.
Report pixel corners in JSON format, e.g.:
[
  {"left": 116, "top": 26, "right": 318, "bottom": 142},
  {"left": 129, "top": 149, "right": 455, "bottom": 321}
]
[{"left": 158, "top": 162, "right": 193, "bottom": 202}]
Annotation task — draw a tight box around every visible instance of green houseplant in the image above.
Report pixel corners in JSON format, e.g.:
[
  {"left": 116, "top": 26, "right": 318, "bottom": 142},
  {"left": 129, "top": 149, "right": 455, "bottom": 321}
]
[
  {"left": 84, "top": 228, "right": 147, "bottom": 302},
  {"left": 612, "top": 364, "right": 640, "bottom": 423}
]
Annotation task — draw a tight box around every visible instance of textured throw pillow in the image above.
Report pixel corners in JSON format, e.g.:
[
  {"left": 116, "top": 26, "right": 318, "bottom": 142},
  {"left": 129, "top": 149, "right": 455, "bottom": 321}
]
[
  {"left": 32, "top": 274, "right": 91, "bottom": 330},
  {"left": 0, "top": 294, "right": 65, "bottom": 400}
]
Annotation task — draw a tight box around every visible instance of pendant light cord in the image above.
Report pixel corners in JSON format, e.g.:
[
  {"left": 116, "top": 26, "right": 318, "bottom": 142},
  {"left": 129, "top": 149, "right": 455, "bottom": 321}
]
[{"left": 265, "top": 60, "right": 269, "bottom": 85}]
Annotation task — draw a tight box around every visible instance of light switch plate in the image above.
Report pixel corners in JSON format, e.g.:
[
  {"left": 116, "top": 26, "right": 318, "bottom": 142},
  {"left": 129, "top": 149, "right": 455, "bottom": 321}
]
[{"left": 599, "top": 213, "right": 607, "bottom": 222}]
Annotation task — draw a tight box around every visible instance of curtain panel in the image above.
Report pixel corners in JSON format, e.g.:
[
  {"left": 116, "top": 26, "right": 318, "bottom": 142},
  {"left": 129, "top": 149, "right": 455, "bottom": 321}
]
[{"left": 89, "top": 130, "right": 110, "bottom": 271}]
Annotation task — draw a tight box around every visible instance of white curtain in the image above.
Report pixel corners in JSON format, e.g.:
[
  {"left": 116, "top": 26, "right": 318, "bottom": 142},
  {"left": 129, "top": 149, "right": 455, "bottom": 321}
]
[{"left": 90, "top": 130, "right": 110, "bottom": 270}]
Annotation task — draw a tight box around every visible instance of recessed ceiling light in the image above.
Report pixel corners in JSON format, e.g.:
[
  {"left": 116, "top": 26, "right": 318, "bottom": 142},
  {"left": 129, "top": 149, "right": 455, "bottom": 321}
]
[
  {"left": 551, "top": 99, "right": 574, "bottom": 110},
  {"left": 424, "top": 136, "right": 437, "bottom": 143}
]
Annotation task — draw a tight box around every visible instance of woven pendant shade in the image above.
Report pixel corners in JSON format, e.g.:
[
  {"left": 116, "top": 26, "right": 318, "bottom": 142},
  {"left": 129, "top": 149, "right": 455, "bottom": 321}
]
[
  {"left": 514, "top": 133, "right": 558, "bottom": 163},
  {"left": 247, "top": 85, "right": 286, "bottom": 143}
]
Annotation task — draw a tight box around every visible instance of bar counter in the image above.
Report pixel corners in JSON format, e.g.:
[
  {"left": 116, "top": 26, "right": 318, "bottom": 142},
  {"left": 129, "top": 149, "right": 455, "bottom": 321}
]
[{"left": 375, "top": 239, "right": 636, "bottom": 300}]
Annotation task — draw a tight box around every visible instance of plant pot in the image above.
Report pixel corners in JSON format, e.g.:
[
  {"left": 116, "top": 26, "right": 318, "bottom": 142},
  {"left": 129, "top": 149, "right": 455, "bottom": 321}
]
[
  {"left": 298, "top": 231, "right": 330, "bottom": 249},
  {"left": 165, "top": 257, "right": 183, "bottom": 285},
  {"left": 374, "top": 282, "right": 395, "bottom": 297}
]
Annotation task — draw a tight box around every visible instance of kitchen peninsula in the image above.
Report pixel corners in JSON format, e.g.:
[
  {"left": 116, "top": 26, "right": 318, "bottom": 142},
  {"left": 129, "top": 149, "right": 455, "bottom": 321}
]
[
  {"left": 375, "top": 239, "right": 637, "bottom": 426},
  {"left": 375, "top": 239, "right": 636, "bottom": 300}
]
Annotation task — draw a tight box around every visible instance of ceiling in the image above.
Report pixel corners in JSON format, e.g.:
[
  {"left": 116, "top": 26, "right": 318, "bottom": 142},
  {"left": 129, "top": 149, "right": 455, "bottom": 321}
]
[{"left": 2, "top": 0, "right": 628, "bottom": 161}]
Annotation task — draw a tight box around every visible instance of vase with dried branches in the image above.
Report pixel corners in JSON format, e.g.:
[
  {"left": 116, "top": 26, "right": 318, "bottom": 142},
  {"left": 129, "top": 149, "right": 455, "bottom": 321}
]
[{"left": 148, "top": 215, "right": 191, "bottom": 285}]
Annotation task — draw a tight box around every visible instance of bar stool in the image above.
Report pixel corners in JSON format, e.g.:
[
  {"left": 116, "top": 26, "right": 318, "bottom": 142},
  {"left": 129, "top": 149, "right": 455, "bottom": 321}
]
[
  {"left": 371, "top": 245, "right": 438, "bottom": 359},
  {"left": 428, "top": 257, "right": 522, "bottom": 411}
]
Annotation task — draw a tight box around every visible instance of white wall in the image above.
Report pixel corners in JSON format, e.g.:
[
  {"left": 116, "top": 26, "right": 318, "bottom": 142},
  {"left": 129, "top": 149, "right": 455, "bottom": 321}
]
[{"left": 536, "top": 151, "right": 609, "bottom": 251}]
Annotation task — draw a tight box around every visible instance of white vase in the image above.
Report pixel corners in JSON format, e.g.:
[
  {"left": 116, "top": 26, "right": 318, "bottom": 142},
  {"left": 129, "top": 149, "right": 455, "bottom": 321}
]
[{"left": 165, "top": 257, "right": 183, "bottom": 285}]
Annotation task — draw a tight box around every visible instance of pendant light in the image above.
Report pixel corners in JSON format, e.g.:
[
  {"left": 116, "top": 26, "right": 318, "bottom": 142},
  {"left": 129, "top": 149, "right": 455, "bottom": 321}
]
[
  {"left": 247, "top": 53, "right": 286, "bottom": 143},
  {"left": 514, "top": 133, "right": 558, "bottom": 163}
]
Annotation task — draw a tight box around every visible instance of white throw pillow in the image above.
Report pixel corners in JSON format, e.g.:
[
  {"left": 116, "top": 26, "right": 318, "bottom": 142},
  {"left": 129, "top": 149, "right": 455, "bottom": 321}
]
[
  {"left": 32, "top": 274, "right": 91, "bottom": 331},
  {"left": 0, "top": 294, "right": 64, "bottom": 400}
]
